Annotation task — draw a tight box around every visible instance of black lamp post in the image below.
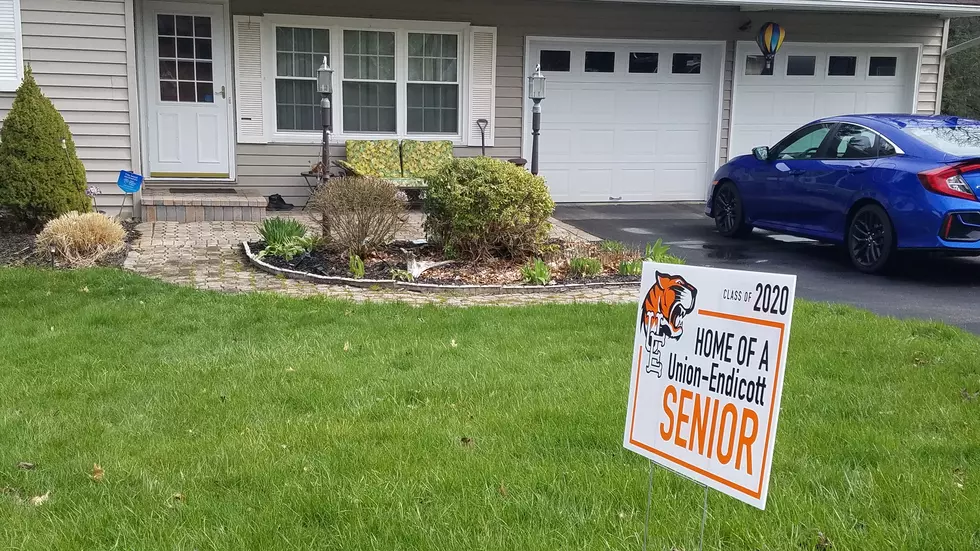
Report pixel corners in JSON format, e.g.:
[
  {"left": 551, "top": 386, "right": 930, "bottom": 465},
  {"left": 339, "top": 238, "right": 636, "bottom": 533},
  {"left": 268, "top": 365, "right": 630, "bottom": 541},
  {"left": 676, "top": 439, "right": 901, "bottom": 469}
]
[
  {"left": 527, "top": 64, "right": 546, "bottom": 175},
  {"left": 317, "top": 56, "right": 334, "bottom": 180}
]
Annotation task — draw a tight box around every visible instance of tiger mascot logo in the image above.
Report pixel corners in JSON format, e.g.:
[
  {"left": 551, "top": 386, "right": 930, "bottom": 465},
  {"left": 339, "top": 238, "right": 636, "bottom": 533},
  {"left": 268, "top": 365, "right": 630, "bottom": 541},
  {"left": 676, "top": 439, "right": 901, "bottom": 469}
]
[{"left": 639, "top": 272, "right": 698, "bottom": 377}]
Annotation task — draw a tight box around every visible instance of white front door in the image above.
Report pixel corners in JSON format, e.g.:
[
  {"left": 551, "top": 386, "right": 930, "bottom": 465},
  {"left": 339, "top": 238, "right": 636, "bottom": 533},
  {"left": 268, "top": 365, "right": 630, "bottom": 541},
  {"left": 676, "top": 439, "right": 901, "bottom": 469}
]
[
  {"left": 729, "top": 42, "right": 917, "bottom": 158},
  {"left": 525, "top": 39, "right": 723, "bottom": 203},
  {"left": 143, "top": 1, "right": 231, "bottom": 178}
]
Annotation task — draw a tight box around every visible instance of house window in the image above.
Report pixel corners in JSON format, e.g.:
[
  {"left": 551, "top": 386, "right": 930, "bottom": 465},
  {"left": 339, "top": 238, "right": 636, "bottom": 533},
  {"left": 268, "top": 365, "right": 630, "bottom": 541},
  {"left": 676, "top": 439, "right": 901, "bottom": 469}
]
[
  {"left": 869, "top": 56, "right": 897, "bottom": 77},
  {"left": 342, "top": 30, "right": 397, "bottom": 133},
  {"left": 585, "top": 51, "right": 615, "bottom": 73},
  {"left": 672, "top": 53, "right": 701, "bottom": 74},
  {"left": 828, "top": 55, "right": 857, "bottom": 76},
  {"left": 407, "top": 33, "right": 459, "bottom": 134},
  {"left": 268, "top": 19, "right": 468, "bottom": 139},
  {"left": 628, "top": 52, "right": 658, "bottom": 74},
  {"left": 744, "top": 55, "right": 772, "bottom": 76},
  {"left": 539, "top": 50, "right": 571, "bottom": 72},
  {"left": 274, "top": 27, "right": 330, "bottom": 131},
  {"left": 786, "top": 55, "right": 816, "bottom": 76}
]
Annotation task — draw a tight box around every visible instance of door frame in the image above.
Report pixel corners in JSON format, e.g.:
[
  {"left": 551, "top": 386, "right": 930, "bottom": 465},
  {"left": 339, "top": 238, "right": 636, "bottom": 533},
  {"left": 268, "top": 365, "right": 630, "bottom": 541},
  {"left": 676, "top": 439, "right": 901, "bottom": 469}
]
[
  {"left": 522, "top": 36, "right": 727, "bottom": 203},
  {"left": 136, "top": 0, "right": 237, "bottom": 181}
]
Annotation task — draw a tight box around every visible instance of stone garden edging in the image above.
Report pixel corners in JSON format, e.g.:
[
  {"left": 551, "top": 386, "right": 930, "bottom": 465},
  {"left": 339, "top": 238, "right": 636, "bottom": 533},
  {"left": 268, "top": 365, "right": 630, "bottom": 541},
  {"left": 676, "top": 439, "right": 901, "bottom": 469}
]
[{"left": 242, "top": 242, "right": 640, "bottom": 296}]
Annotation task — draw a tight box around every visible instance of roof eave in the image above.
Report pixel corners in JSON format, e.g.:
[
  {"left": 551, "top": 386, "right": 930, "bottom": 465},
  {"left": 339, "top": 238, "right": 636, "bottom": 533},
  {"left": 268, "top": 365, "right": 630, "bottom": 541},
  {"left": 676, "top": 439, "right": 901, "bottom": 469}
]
[{"left": 603, "top": 0, "right": 980, "bottom": 17}]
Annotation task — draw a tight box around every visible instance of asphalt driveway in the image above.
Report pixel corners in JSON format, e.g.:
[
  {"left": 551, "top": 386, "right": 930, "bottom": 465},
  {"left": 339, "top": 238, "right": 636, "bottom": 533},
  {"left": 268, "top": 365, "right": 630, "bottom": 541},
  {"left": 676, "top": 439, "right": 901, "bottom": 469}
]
[{"left": 555, "top": 202, "right": 980, "bottom": 334}]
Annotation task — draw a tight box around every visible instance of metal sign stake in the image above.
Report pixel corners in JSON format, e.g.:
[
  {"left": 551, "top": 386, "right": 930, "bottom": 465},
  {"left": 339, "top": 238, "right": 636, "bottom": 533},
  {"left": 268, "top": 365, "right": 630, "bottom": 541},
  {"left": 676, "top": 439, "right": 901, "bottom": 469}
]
[{"left": 643, "top": 460, "right": 654, "bottom": 551}]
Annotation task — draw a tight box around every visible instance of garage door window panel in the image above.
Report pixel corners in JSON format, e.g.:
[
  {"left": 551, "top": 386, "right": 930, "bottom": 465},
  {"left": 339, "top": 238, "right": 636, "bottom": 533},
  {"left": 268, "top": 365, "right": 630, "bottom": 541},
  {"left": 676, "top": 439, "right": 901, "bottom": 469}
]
[
  {"left": 672, "top": 53, "right": 702, "bottom": 74},
  {"left": 629, "top": 52, "right": 658, "bottom": 74},
  {"left": 585, "top": 51, "right": 615, "bottom": 73},
  {"left": 745, "top": 55, "right": 772, "bottom": 76},
  {"left": 869, "top": 56, "right": 897, "bottom": 77},
  {"left": 540, "top": 50, "right": 571, "bottom": 72},
  {"left": 828, "top": 55, "right": 857, "bottom": 77},
  {"left": 786, "top": 55, "right": 816, "bottom": 77},
  {"left": 773, "top": 124, "right": 835, "bottom": 160}
]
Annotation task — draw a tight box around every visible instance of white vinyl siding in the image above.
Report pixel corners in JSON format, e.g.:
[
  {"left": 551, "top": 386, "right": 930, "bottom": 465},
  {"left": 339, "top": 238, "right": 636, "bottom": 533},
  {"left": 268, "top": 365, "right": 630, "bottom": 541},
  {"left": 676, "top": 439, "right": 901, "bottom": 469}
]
[
  {"left": 0, "top": 0, "right": 136, "bottom": 211},
  {"left": 0, "top": 0, "right": 22, "bottom": 92}
]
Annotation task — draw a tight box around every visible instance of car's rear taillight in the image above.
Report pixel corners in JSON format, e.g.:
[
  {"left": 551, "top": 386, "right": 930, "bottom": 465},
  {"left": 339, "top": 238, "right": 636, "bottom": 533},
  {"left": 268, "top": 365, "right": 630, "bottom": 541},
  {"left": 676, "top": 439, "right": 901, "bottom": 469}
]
[{"left": 919, "top": 162, "right": 980, "bottom": 201}]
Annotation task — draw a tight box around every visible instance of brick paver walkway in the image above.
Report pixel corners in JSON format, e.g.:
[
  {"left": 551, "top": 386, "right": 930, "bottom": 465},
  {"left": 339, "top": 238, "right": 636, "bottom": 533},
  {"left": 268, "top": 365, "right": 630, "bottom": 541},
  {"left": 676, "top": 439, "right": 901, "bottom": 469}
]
[{"left": 123, "top": 212, "right": 638, "bottom": 306}]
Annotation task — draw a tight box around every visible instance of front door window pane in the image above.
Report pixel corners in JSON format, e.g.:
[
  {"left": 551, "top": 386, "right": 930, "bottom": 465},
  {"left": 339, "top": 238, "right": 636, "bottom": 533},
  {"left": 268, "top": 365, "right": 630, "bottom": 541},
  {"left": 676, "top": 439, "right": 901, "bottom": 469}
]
[{"left": 157, "top": 13, "right": 214, "bottom": 103}]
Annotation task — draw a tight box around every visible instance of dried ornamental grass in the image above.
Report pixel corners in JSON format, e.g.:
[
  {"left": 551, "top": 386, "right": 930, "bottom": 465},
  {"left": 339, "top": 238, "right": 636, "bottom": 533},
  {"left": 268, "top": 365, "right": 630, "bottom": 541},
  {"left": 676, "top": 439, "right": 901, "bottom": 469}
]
[{"left": 36, "top": 211, "right": 125, "bottom": 266}]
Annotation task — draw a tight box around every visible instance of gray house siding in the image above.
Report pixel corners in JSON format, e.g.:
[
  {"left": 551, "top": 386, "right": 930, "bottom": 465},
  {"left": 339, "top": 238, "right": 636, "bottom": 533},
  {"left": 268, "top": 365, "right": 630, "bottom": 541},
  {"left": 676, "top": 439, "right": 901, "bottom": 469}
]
[
  {"left": 225, "top": 0, "right": 945, "bottom": 206},
  {"left": 0, "top": 0, "right": 137, "bottom": 212}
]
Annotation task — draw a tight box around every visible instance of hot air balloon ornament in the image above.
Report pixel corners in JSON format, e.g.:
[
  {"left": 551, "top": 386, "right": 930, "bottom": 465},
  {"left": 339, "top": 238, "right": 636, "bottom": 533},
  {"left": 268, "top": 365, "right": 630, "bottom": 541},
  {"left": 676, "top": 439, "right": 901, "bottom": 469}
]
[{"left": 756, "top": 22, "right": 786, "bottom": 71}]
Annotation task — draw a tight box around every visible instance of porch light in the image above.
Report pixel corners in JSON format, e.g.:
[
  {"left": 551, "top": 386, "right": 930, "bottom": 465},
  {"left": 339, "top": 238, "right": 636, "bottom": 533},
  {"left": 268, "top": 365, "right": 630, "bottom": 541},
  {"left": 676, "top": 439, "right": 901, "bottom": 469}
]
[
  {"left": 527, "top": 65, "right": 546, "bottom": 175},
  {"left": 527, "top": 64, "right": 546, "bottom": 101},
  {"left": 317, "top": 57, "right": 333, "bottom": 94}
]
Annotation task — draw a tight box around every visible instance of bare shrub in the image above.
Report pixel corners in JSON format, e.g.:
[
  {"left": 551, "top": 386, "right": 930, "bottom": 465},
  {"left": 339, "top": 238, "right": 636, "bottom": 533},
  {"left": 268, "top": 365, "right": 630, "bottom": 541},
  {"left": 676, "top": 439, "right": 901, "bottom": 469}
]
[
  {"left": 36, "top": 211, "right": 125, "bottom": 266},
  {"left": 307, "top": 176, "right": 405, "bottom": 256}
]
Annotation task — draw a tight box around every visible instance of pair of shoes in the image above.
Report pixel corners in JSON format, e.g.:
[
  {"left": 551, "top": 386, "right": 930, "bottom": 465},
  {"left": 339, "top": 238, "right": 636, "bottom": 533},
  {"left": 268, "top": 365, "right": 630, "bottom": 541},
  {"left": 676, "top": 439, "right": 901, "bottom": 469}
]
[{"left": 267, "top": 194, "right": 294, "bottom": 211}]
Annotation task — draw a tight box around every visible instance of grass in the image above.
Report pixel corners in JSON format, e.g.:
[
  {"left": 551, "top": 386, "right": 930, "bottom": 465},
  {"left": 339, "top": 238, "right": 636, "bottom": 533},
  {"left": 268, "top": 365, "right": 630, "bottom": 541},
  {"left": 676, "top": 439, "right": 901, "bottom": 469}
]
[{"left": 0, "top": 267, "right": 978, "bottom": 550}]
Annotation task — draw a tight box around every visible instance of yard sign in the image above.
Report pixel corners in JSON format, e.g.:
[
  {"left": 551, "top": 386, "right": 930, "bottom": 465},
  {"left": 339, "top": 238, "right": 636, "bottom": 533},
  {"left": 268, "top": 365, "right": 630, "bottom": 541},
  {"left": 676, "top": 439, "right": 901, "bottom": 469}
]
[{"left": 623, "top": 262, "right": 796, "bottom": 510}]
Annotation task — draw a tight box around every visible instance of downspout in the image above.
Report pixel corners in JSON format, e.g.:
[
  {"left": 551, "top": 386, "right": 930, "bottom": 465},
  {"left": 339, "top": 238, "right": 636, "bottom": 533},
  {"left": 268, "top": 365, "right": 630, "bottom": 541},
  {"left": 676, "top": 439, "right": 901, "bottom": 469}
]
[{"left": 935, "top": 18, "right": 951, "bottom": 115}]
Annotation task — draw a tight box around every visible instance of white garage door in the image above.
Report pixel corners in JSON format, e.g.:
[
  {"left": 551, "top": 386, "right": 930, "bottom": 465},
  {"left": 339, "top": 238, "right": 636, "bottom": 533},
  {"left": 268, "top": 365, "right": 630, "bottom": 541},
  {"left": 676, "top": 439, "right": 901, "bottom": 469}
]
[
  {"left": 525, "top": 39, "right": 723, "bottom": 203},
  {"left": 729, "top": 42, "right": 917, "bottom": 158}
]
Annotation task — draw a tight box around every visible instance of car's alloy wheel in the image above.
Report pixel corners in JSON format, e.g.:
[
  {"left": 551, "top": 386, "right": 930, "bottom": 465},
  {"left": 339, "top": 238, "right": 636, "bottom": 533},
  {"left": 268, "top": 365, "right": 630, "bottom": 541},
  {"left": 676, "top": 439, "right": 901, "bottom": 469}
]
[
  {"left": 714, "top": 182, "right": 751, "bottom": 238},
  {"left": 848, "top": 204, "right": 894, "bottom": 274}
]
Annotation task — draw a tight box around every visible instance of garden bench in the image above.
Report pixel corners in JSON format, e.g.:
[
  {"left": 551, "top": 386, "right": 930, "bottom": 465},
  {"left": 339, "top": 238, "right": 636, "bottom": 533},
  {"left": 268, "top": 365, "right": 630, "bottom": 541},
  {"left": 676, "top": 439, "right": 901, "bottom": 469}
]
[{"left": 334, "top": 139, "right": 454, "bottom": 192}]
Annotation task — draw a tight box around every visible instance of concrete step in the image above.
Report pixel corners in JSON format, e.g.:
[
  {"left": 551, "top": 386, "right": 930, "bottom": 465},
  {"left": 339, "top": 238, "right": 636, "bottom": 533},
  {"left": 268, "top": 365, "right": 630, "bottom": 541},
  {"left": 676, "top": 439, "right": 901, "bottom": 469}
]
[{"left": 142, "top": 188, "right": 267, "bottom": 223}]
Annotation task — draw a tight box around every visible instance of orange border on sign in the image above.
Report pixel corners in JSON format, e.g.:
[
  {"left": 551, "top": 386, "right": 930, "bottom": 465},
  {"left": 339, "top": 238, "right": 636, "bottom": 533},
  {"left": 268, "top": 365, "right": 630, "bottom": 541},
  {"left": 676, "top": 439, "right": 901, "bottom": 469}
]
[{"left": 627, "top": 308, "right": 785, "bottom": 500}]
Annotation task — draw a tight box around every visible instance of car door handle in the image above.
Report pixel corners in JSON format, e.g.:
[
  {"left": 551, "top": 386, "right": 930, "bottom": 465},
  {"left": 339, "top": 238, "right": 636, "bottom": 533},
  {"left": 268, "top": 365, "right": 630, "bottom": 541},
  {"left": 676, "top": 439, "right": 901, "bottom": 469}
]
[
  {"left": 788, "top": 169, "right": 806, "bottom": 176},
  {"left": 848, "top": 164, "right": 870, "bottom": 174}
]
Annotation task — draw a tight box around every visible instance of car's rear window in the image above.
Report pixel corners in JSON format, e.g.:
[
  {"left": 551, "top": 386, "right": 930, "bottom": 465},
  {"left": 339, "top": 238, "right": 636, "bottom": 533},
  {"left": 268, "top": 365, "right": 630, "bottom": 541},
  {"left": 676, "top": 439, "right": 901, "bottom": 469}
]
[{"left": 906, "top": 125, "right": 980, "bottom": 156}]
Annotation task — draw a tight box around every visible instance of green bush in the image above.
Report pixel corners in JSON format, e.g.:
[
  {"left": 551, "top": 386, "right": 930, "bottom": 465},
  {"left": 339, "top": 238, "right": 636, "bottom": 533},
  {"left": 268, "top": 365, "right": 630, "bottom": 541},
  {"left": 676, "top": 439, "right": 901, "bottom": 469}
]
[
  {"left": 618, "top": 259, "right": 643, "bottom": 277},
  {"left": 568, "top": 256, "right": 602, "bottom": 279},
  {"left": 643, "top": 239, "right": 685, "bottom": 265},
  {"left": 424, "top": 157, "right": 555, "bottom": 260},
  {"left": 0, "top": 67, "right": 89, "bottom": 228},
  {"left": 520, "top": 258, "right": 551, "bottom": 285}
]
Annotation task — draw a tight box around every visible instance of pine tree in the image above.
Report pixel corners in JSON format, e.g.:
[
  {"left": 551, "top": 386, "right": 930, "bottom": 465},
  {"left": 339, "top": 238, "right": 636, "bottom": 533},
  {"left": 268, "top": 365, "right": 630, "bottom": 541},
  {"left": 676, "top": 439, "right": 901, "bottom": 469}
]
[{"left": 0, "top": 66, "right": 89, "bottom": 228}]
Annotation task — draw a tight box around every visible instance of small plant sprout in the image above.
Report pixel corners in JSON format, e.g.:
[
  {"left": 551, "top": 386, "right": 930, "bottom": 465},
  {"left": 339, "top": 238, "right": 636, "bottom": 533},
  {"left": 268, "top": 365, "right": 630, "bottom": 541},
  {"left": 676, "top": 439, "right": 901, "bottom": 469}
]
[
  {"left": 391, "top": 268, "right": 414, "bottom": 282},
  {"left": 349, "top": 253, "right": 366, "bottom": 279},
  {"left": 520, "top": 258, "right": 551, "bottom": 285}
]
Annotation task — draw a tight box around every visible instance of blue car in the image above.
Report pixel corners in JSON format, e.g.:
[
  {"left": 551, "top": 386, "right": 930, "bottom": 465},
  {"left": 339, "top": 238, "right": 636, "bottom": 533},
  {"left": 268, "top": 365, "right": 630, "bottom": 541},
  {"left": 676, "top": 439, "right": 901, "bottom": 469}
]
[{"left": 705, "top": 114, "right": 980, "bottom": 273}]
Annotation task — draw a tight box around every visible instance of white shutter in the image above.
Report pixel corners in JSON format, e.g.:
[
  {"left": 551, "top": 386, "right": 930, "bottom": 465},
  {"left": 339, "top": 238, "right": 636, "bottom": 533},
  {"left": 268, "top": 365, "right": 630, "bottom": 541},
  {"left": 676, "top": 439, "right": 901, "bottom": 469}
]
[
  {"left": 0, "top": 0, "right": 22, "bottom": 92},
  {"left": 234, "top": 15, "right": 266, "bottom": 144},
  {"left": 467, "top": 26, "right": 496, "bottom": 147}
]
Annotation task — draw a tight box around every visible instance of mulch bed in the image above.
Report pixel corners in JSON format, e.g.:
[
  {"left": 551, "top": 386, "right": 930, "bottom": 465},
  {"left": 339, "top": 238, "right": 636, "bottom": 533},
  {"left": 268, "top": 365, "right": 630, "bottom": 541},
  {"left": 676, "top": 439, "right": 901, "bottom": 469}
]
[
  {"left": 248, "top": 240, "right": 642, "bottom": 286},
  {"left": 0, "top": 220, "right": 141, "bottom": 268}
]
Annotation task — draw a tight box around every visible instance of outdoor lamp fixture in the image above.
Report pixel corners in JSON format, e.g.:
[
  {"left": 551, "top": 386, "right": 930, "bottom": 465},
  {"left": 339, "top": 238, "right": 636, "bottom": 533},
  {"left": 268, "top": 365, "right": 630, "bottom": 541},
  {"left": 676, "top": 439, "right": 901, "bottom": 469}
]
[
  {"left": 317, "top": 56, "right": 334, "bottom": 180},
  {"left": 527, "top": 64, "right": 546, "bottom": 175}
]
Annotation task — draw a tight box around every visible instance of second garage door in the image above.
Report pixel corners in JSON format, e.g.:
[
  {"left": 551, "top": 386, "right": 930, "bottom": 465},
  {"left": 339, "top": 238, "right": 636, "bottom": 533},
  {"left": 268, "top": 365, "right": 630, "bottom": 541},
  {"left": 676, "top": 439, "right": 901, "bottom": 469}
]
[
  {"left": 729, "top": 42, "right": 918, "bottom": 158},
  {"left": 525, "top": 39, "right": 724, "bottom": 203}
]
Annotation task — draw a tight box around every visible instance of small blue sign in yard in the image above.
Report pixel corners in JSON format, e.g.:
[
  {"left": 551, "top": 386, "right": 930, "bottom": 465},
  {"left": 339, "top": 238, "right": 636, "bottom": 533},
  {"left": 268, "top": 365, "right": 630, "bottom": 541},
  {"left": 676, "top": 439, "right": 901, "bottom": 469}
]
[{"left": 117, "top": 170, "right": 144, "bottom": 193}]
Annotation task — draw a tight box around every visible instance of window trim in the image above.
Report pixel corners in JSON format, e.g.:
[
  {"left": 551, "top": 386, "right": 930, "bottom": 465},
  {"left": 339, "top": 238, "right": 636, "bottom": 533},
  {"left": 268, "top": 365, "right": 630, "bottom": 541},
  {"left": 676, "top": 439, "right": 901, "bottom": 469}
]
[{"left": 262, "top": 15, "right": 470, "bottom": 144}]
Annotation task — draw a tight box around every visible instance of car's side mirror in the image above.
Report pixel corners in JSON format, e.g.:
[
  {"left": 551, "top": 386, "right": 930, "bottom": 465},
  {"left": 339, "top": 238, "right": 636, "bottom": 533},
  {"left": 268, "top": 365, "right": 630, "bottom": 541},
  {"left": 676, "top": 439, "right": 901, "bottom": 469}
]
[{"left": 752, "top": 146, "right": 770, "bottom": 162}]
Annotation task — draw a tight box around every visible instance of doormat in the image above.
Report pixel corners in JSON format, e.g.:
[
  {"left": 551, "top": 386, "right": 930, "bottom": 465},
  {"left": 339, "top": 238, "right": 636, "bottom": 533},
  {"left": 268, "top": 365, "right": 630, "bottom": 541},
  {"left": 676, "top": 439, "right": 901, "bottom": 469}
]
[{"left": 168, "top": 188, "right": 238, "bottom": 194}]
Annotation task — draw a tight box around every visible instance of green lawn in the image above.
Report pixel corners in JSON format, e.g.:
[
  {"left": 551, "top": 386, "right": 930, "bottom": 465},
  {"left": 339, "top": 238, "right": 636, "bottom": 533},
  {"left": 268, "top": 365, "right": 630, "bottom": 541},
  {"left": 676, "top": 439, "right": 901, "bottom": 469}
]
[{"left": 0, "top": 268, "right": 977, "bottom": 550}]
